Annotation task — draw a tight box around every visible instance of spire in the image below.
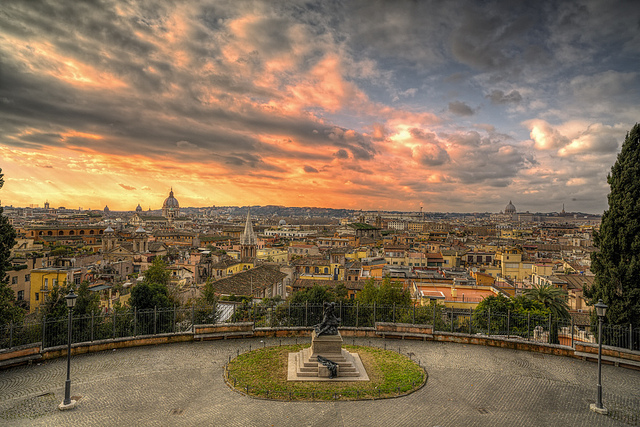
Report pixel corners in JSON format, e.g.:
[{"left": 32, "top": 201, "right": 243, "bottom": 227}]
[{"left": 241, "top": 208, "right": 257, "bottom": 246}]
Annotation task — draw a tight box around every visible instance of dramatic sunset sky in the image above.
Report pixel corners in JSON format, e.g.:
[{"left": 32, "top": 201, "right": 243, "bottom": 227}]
[{"left": 1, "top": 1, "right": 639, "bottom": 213}]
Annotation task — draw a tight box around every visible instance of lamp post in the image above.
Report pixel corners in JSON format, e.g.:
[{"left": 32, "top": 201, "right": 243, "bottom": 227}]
[
  {"left": 59, "top": 289, "right": 78, "bottom": 410},
  {"left": 590, "top": 299, "right": 608, "bottom": 415}
]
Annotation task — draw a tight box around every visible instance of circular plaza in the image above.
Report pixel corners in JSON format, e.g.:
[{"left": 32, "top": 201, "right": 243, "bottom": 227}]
[{"left": 0, "top": 338, "right": 638, "bottom": 426}]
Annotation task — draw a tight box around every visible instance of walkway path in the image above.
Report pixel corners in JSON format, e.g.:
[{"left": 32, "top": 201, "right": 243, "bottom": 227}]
[{"left": 0, "top": 338, "right": 638, "bottom": 426}]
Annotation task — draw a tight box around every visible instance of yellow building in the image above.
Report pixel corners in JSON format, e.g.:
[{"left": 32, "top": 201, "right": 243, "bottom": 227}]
[
  {"left": 494, "top": 247, "right": 533, "bottom": 281},
  {"left": 500, "top": 229, "right": 533, "bottom": 239},
  {"left": 471, "top": 271, "right": 496, "bottom": 287},
  {"left": 345, "top": 250, "right": 369, "bottom": 262},
  {"left": 441, "top": 250, "right": 463, "bottom": 268},
  {"left": 257, "top": 248, "right": 288, "bottom": 264},
  {"left": 361, "top": 258, "right": 386, "bottom": 279},
  {"left": 532, "top": 263, "right": 554, "bottom": 276},
  {"left": 29, "top": 268, "right": 82, "bottom": 314},
  {"left": 221, "top": 260, "right": 253, "bottom": 276}
]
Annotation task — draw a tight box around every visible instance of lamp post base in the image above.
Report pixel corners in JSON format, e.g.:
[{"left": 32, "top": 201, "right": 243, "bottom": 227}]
[
  {"left": 589, "top": 403, "right": 608, "bottom": 415},
  {"left": 58, "top": 399, "right": 77, "bottom": 411}
]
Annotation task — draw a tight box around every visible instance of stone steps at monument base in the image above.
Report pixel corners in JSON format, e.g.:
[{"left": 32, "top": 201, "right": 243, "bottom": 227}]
[
  {"left": 297, "top": 354, "right": 356, "bottom": 371},
  {"left": 298, "top": 349, "right": 357, "bottom": 372}
]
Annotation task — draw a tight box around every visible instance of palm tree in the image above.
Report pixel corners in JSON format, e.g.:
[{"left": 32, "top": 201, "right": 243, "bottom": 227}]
[{"left": 524, "top": 283, "right": 570, "bottom": 320}]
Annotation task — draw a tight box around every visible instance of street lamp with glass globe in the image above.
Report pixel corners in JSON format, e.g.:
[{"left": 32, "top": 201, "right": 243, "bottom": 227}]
[
  {"left": 59, "top": 289, "right": 78, "bottom": 410},
  {"left": 590, "top": 299, "right": 608, "bottom": 415}
]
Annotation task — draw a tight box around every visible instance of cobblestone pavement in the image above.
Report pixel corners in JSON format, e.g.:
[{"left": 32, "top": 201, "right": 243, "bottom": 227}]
[{"left": 1, "top": 338, "right": 638, "bottom": 426}]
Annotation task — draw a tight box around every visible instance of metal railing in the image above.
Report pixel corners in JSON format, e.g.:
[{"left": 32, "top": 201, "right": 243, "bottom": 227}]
[{"left": 1, "top": 302, "right": 639, "bottom": 352}]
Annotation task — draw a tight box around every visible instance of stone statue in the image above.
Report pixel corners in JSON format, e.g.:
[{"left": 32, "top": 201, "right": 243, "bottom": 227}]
[
  {"left": 314, "top": 302, "right": 341, "bottom": 336},
  {"left": 317, "top": 355, "right": 338, "bottom": 379}
]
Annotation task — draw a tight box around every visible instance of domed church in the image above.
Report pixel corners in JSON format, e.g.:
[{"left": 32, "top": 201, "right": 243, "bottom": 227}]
[
  {"left": 505, "top": 200, "right": 516, "bottom": 215},
  {"left": 162, "top": 188, "right": 180, "bottom": 220}
]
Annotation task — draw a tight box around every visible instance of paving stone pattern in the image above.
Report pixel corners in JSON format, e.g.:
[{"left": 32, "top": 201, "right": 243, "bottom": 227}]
[{"left": 0, "top": 338, "right": 638, "bottom": 426}]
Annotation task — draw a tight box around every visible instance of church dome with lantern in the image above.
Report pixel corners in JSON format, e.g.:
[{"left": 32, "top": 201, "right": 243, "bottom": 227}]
[
  {"left": 505, "top": 200, "right": 516, "bottom": 214},
  {"left": 162, "top": 188, "right": 180, "bottom": 220}
]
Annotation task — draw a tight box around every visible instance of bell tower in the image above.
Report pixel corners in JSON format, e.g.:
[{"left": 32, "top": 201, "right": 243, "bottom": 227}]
[{"left": 240, "top": 209, "right": 257, "bottom": 259}]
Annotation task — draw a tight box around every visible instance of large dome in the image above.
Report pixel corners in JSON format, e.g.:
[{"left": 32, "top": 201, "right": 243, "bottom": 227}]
[
  {"left": 162, "top": 188, "right": 180, "bottom": 220},
  {"left": 505, "top": 200, "right": 516, "bottom": 214},
  {"left": 163, "top": 188, "right": 179, "bottom": 209}
]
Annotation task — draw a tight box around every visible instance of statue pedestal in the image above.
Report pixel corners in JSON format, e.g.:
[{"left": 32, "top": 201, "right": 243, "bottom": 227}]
[
  {"left": 287, "top": 331, "right": 369, "bottom": 381},
  {"left": 310, "top": 331, "right": 343, "bottom": 358}
]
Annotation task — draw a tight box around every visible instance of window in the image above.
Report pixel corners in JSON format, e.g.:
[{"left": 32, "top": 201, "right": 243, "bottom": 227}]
[
  {"left": 35, "top": 292, "right": 39, "bottom": 301},
  {"left": 44, "top": 278, "right": 48, "bottom": 289},
  {"left": 25, "top": 274, "right": 30, "bottom": 282},
  {"left": 17, "top": 290, "right": 24, "bottom": 300},
  {"left": 11, "top": 276, "right": 17, "bottom": 285}
]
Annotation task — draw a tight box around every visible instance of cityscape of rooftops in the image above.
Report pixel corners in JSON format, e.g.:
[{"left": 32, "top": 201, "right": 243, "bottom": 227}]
[{"left": 1, "top": 1, "right": 639, "bottom": 213}]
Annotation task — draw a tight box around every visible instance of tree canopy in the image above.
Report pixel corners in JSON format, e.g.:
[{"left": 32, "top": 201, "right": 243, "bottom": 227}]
[
  {"left": 523, "top": 284, "right": 569, "bottom": 320},
  {"left": 143, "top": 257, "right": 171, "bottom": 286},
  {"left": 473, "top": 294, "right": 549, "bottom": 318},
  {"left": 587, "top": 123, "right": 640, "bottom": 327},
  {"left": 0, "top": 168, "right": 23, "bottom": 325},
  {"left": 357, "top": 277, "right": 411, "bottom": 306},
  {"left": 288, "top": 284, "right": 346, "bottom": 304},
  {"left": 38, "top": 280, "right": 101, "bottom": 319},
  {"left": 129, "top": 282, "right": 172, "bottom": 310},
  {"left": 130, "top": 257, "right": 174, "bottom": 310}
]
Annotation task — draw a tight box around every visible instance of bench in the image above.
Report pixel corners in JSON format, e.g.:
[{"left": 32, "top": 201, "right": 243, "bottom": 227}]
[
  {"left": 0, "top": 353, "right": 42, "bottom": 369},
  {"left": 375, "top": 322, "right": 433, "bottom": 341},
  {"left": 194, "top": 331, "right": 254, "bottom": 340},
  {"left": 194, "top": 322, "right": 254, "bottom": 341},
  {"left": 574, "top": 351, "right": 640, "bottom": 369}
]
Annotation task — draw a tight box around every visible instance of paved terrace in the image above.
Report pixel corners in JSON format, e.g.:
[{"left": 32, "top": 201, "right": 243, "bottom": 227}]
[{"left": 1, "top": 338, "right": 638, "bottom": 426}]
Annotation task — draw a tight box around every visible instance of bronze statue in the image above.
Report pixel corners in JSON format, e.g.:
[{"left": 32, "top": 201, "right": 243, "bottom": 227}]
[
  {"left": 314, "top": 302, "right": 341, "bottom": 336},
  {"left": 317, "top": 355, "right": 338, "bottom": 378}
]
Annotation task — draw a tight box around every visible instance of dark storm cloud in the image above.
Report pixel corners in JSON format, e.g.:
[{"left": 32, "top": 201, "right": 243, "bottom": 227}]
[
  {"left": 325, "top": 127, "right": 376, "bottom": 160},
  {"left": 333, "top": 149, "right": 349, "bottom": 159},
  {"left": 486, "top": 90, "right": 522, "bottom": 104},
  {"left": 448, "top": 101, "right": 475, "bottom": 116},
  {"left": 340, "top": 1, "right": 447, "bottom": 67},
  {"left": 303, "top": 165, "right": 319, "bottom": 173},
  {"left": 450, "top": 6, "right": 542, "bottom": 74}
]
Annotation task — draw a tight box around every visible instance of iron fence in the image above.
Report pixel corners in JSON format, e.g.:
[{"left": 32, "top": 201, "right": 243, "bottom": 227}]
[{"left": 1, "top": 303, "right": 639, "bottom": 352}]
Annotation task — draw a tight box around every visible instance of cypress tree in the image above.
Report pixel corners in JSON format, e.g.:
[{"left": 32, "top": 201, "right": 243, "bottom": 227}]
[
  {"left": 586, "top": 123, "right": 640, "bottom": 327},
  {"left": 0, "top": 168, "right": 23, "bottom": 325}
]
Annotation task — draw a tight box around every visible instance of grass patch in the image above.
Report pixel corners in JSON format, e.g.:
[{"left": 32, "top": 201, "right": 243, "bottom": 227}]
[{"left": 225, "top": 344, "right": 425, "bottom": 400}]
